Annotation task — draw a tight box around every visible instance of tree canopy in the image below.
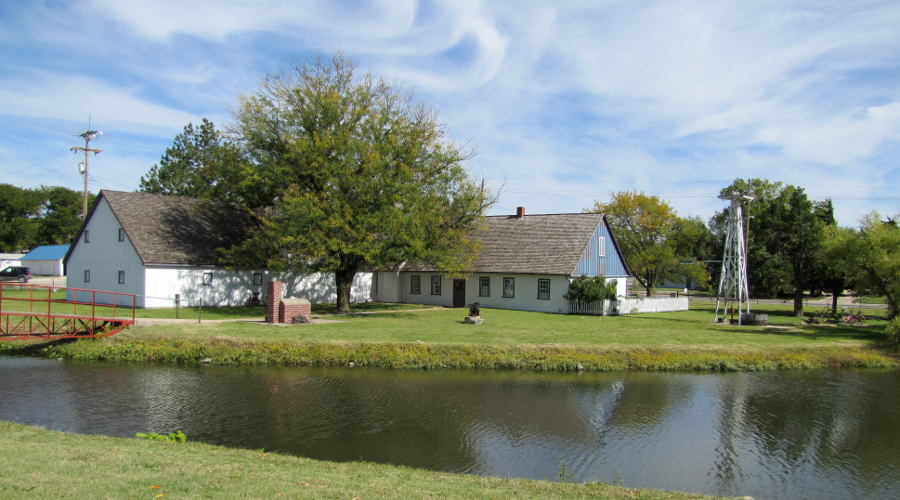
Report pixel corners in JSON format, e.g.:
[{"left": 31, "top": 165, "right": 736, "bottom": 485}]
[
  {"left": 589, "top": 191, "right": 709, "bottom": 296},
  {"left": 0, "top": 184, "right": 90, "bottom": 252},
  {"left": 711, "top": 179, "right": 826, "bottom": 316},
  {"left": 142, "top": 54, "right": 493, "bottom": 312},
  {"left": 823, "top": 212, "right": 899, "bottom": 319},
  {"left": 138, "top": 118, "right": 246, "bottom": 200}
]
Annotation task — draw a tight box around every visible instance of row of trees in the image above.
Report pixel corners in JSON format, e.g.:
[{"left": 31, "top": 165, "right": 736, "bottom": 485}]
[
  {"left": 593, "top": 180, "right": 898, "bottom": 319},
  {"left": 0, "top": 184, "right": 90, "bottom": 252},
  {"left": 139, "top": 54, "right": 494, "bottom": 312},
  {"left": 134, "top": 54, "right": 895, "bottom": 318}
]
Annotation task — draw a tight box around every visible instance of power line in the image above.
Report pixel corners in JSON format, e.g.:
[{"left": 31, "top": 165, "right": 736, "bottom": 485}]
[{"left": 70, "top": 127, "right": 103, "bottom": 219}]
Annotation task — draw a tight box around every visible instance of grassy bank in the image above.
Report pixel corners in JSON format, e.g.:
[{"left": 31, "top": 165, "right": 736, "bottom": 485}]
[
  {"left": 3, "top": 303, "right": 895, "bottom": 371},
  {"left": 0, "top": 421, "right": 712, "bottom": 499}
]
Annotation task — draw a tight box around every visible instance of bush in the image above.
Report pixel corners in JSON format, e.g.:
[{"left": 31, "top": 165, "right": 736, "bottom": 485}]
[
  {"left": 886, "top": 317, "right": 900, "bottom": 346},
  {"left": 564, "top": 276, "right": 617, "bottom": 302}
]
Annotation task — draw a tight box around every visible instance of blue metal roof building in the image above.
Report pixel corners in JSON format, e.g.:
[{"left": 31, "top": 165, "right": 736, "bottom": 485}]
[{"left": 21, "top": 244, "right": 70, "bottom": 276}]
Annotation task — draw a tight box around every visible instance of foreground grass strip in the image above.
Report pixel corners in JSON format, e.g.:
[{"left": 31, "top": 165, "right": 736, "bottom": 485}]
[
  {"left": 0, "top": 421, "right": 712, "bottom": 499},
  {"left": 8, "top": 338, "right": 895, "bottom": 371}
]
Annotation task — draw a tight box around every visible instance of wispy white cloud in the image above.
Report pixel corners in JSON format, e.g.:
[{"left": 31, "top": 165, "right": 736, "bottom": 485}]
[{"left": 1, "top": 0, "right": 898, "bottom": 226}]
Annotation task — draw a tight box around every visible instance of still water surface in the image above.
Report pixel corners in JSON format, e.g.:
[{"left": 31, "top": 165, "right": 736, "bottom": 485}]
[{"left": 1, "top": 356, "right": 898, "bottom": 499}]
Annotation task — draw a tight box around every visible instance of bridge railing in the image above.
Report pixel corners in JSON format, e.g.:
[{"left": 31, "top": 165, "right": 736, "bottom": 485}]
[{"left": 0, "top": 283, "right": 136, "bottom": 339}]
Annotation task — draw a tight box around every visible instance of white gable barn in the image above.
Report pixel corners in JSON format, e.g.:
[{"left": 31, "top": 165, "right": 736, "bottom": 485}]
[
  {"left": 64, "top": 190, "right": 372, "bottom": 308},
  {"left": 373, "top": 209, "right": 632, "bottom": 314}
]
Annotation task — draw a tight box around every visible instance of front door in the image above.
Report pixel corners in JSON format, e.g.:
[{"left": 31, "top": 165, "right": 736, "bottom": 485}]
[{"left": 453, "top": 279, "right": 466, "bottom": 308}]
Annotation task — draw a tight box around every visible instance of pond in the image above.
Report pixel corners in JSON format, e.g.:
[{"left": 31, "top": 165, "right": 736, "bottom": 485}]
[{"left": 1, "top": 356, "right": 898, "bottom": 499}]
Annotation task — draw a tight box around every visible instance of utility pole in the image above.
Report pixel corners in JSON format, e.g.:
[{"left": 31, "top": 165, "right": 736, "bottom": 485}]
[{"left": 70, "top": 128, "right": 102, "bottom": 219}]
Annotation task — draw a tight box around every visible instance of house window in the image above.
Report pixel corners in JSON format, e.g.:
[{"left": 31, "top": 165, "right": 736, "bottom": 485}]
[
  {"left": 84, "top": 269, "right": 90, "bottom": 283},
  {"left": 253, "top": 273, "right": 263, "bottom": 286},
  {"left": 598, "top": 236, "right": 606, "bottom": 257},
  {"left": 410, "top": 275, "right": 421, "bottom": 294},
  {"left": 84, "top": 230, "right": 90, "bottom": 243},
  {"left": 479, "top": 277, "right": 490, "bottom": 297},
  {"left": 537, "top": 279, "right": 550, "bottom": 300},
  {"left": 202, "top": 272, "right": 213, "bottom": 286},
  {"left": 118, "top": 228, "right": 125, "bottom": 242},
  {"left": 502, "top": 277, "right": 515, "bottom": 298},
  {"left": 118, "top": 271, "right": 125, "bottom": 284},
  {"left": 430, "top": 276, "right": 441, "bottom": 295}
]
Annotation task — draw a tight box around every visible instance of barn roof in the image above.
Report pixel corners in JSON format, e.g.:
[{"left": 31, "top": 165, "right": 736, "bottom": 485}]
[
  {"left": 407, "top": 212, "right": 621, "bottom": 276},
  {"left": 22, "top": 245, "right": 69, "bottom": 261},
  {"left": 73, "top": 190, "right": 252, "bottom": 267}
]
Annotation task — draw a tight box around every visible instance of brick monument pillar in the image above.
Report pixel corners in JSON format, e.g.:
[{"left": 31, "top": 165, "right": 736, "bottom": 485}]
[{"left": 266, "top": 281, "right": 283, "bottom": 323}]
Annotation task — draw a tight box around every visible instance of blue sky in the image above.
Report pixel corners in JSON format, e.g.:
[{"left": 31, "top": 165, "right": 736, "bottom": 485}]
[{"left": 2, "top": 0, "right": 899, "bottom": 226}]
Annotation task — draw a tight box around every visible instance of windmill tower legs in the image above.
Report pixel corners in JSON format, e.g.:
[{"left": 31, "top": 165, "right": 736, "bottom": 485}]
[{"left": 714, "top": 198, "right": 752, "bottom": 324}]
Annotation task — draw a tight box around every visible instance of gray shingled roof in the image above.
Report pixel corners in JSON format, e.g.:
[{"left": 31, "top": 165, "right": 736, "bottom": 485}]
[
  {"left": 81, "top": 191, "right": 607, "bottom": 274},
  {"left": 100, "top": 190, "right": 251, "bottom": 266},
  {"left": 407, "top": 213, "right": 605, "bottom": 275}
]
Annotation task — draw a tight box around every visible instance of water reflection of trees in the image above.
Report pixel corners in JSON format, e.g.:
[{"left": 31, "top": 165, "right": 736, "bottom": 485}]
[{"left": 715, "top": 370, "right": 900, "bottom": 497}]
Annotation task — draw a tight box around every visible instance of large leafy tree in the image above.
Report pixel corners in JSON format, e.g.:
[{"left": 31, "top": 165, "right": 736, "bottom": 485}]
[
  {"left": 765, "top": 185, "right": 824, "bottom": 316},
  {"left": 227, "top": 54, "right": 492, "bottom": 312},
  {"left": 589, "top": 191, "right": 685, "bottom": 296},
  {"left": 824, "top": 212, "right": 899, "bottom": 319}
]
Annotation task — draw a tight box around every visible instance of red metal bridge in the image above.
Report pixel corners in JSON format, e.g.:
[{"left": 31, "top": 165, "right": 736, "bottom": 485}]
[{"left": 0, "top": 283, "right": 135, "bottom": 340}]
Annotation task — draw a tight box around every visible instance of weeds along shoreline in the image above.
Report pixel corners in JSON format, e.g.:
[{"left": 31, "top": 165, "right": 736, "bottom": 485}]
[{"left": 2, "top": 338, "right": 896, "bottom": 372}]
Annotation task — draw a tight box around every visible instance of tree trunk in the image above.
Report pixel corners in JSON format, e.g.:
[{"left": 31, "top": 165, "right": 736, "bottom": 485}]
[
  {"left": 335, "top": 264, "right": 359, "bottom": 314},
  {"left": 793, "top": 289, "right": 804, "bottom": 317},
  {"left": 645, "top": 285, "right": 653, "bottom": 297},
  {"left": 831, "top": 288, "right": 840, "bottom": 315}
]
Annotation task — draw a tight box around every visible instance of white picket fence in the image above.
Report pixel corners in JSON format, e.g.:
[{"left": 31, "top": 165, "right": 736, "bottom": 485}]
[{"left": 568, "top": 297, "right": 689, "bottom": 316}]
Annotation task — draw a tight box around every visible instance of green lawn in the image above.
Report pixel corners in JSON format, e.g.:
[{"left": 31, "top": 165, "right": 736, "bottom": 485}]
[
  {"left": 0, "top": 422, "right": 711, "bottom": 500},
  {"left": 5, "top": 297, "right": 894, "bottom": 371},
  {"left": 123, "top": 302, "right": 888, "bottom": 350},
  {"left": 0, "top": 287, "right": 429, "bottom": 320}
]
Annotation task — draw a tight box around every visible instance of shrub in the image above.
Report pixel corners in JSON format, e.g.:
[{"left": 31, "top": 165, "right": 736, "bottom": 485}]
[
  {"left": 564, "top": 276, "right": 617, "bottom": 302},
  {"left": 886, "top": 317, "right": 900, "bottom": 346}
]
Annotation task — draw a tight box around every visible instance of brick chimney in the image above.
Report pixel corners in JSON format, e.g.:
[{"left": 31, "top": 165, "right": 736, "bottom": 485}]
[
  {"left": 516, "top": 206, "right": 525, "bottom": 218},
  {"left": 266, "top": 281, "right": 283, "bottom": 323}
]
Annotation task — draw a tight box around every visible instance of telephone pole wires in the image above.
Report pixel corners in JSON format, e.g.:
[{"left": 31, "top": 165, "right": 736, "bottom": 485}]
[{"left": 70, "top": 129, "right": 103, "bottom": 219}]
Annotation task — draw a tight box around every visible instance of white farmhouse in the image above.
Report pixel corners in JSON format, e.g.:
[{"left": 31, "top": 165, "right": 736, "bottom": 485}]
[
  {"left": 372, "top": 208, "right": 631, "bottom": 313},
  {"left": 64, "top": 190, "right": 372, "bottom": 308}
]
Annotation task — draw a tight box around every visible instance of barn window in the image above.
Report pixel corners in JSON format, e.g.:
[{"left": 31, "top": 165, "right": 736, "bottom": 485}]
[
  {"left": 84, "top": 230, "right": 90, "bottom": 243},
  {"left": 118, "top": 228, "right": 125, "bottom": 242},
  {"left": 118, "top": 270, "right": 125, "bottom": 284},
  {"left": 598, "top": 236, "right": 606, "bottom": 257},
  {"left": 430, "top": 276, "right": 441, "bottom": 295},
  {"left": 410, "top": 275, "right": 421, "bottom": 294},
  {"left": 537, "top": 279, "right": 551, "bottom": 300},
  {"left": 479, "top": 277, "right": 490, "bottom": 297},
  {"left": 84, "top": 269, "right": 90, "bottom": 283},
  {"left": 202, "top": 272, "right": 213, "bottom": 286},
  {"left": 253, "top": 273, "right": 262, "bottom": 286},
  {"left": 503, "top": 277, "right": 515, "bottom": 298}
]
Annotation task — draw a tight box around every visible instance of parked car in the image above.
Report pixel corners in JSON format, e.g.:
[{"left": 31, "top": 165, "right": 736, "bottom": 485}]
[{"left": 0, "top": 266, "right": 32, "bottom": 283}]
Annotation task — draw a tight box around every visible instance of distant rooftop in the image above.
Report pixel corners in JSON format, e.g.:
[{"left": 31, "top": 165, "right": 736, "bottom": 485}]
[{"left": 22, "top": 245, "right": 70, "bottom": 261}]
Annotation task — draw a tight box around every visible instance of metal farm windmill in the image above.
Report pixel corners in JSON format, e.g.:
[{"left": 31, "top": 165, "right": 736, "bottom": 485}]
[{"left": 714, "top": 192, "right": 755, "bottom": 325}]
